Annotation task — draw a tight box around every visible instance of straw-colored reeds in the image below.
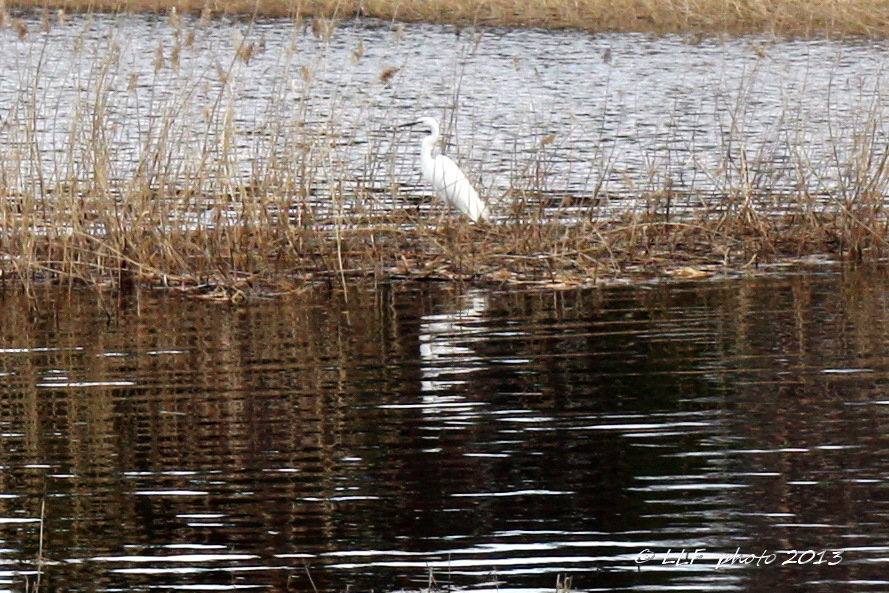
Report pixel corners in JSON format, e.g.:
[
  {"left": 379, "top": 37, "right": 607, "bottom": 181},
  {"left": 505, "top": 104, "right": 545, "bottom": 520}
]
[
  {"left": 0, "top": 9, "right": 888, "bottom": 301},
  {"left": 5, "top": 0, "right": 889, "bottom": 37}
]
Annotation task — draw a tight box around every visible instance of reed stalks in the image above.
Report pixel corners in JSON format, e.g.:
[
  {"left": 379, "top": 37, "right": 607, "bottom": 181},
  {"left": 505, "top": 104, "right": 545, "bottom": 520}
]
[{"left": 0, "top": 11, "right": 887, "bottom": 301}]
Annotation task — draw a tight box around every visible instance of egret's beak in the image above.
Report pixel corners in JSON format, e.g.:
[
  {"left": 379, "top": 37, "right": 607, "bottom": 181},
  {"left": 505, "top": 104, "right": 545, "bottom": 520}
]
[{"left": 391, "top": 120, "right": 422, "bottom": 135}]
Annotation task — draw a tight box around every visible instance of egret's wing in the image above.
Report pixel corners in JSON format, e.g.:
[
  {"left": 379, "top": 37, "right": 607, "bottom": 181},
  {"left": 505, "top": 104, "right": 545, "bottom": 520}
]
[{"left": 431, "top": 155, "right": 488, "bottom": 222}]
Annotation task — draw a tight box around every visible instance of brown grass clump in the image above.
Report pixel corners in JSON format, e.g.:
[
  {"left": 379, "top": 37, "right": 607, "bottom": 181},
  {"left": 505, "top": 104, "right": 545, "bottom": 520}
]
[
  {"left": 5, "top": 0, "right": 889, "bottom": 37},
  {"left": 4, "top": 184, "right": 886, "bottom": 302}
]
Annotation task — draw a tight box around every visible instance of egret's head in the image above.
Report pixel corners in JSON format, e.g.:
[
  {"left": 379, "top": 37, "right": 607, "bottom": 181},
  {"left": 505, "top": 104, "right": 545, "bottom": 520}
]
[
  {"left": 398, "top": 116, "right": 439, "bottom": 136},
  {"left": 415, "top": 116, "right": 439, "bottom": 133}
]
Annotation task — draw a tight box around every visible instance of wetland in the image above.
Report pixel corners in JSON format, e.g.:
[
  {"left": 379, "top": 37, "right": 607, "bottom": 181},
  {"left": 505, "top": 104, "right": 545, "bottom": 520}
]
[
  {"left": 1, "top": 11, "right": 889, "bottom": 293},
  {"left": 3, "top": 6, "right": 889, "bottom": 593}
]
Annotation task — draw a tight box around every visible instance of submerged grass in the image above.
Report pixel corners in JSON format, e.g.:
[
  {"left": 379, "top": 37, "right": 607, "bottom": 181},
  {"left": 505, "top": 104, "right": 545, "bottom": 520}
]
[{"left": 1, "top": 11, "right": 889, "bottom": 301}]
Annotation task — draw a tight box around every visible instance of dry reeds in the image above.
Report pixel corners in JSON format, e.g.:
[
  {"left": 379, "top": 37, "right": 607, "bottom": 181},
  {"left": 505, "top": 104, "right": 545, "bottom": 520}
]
[
  {"left": 1, "top": 12, "right": 888, "bottom": 301},
  {"left": 5, "top": 0, "right": 889, "bottom": 37}
]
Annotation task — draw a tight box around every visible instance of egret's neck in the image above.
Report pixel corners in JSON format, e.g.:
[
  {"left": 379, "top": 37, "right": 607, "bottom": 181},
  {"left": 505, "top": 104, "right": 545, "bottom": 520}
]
[
  {"left": 419, "top": 120, "right": 441, "bottom": 182},
  {"left": 421, "top": 120, "right": 440, "bottom": 160},
  {"left": 420, "top": 133, "right": 436, "bottom": 161}
]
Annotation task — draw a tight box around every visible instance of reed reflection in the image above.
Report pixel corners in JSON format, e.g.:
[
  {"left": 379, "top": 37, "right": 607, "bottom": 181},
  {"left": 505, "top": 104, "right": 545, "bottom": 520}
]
[{"left": 0, "top": 271, "right": 888, "bottom": 592}]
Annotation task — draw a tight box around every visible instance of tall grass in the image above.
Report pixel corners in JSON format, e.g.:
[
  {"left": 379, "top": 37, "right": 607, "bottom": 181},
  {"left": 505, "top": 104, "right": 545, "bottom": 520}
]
[
  {"left": 6, "top": 0, "right": 889, "bottom": 37},
  {"left": 0, "top": 11, "right": 888, "bottom": 300}
]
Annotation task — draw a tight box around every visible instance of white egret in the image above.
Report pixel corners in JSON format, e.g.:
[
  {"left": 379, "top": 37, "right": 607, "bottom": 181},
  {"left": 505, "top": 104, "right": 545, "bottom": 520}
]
[{"left": 403, "top": 117, "right": 490, "bottom": 223}]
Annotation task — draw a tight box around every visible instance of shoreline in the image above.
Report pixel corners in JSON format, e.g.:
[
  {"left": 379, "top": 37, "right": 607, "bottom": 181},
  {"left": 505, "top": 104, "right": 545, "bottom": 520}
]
[
  {"left": 4, "top": 0, "right": 889, "bottom": 37},
  {"left": 4, "top": 206, "right": 883, "bottom": 301}
]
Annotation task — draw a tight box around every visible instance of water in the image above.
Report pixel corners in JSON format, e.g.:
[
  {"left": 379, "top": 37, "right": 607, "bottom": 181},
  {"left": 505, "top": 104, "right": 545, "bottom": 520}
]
[
  {"left": 2, "top": 266, "right": 889, "bottom": 592},
  {"left": 2, "top": 13, "right": 889, "bottom": 217}
]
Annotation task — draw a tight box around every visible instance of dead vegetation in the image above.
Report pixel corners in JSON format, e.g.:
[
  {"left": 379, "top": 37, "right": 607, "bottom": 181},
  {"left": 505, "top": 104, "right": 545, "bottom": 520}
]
[
  {"left": 1, "top": 9, "right": 888, "bottom": 302},
  {"left": 3, "top": 187, "right": 884, "bottom": 302},
  {"left": 4, "top": 0, "right": 889, "bottom": 37}
]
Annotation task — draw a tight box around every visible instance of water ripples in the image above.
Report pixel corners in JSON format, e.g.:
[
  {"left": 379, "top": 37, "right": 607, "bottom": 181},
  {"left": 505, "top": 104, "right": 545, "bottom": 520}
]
[{"left": 2, "top": 209, "right": 889, "bottom": 592}]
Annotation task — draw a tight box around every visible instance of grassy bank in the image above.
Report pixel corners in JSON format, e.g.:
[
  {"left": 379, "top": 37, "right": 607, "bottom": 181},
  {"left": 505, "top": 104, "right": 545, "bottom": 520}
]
[
  {"left": 4, "top": 175, "right": 885, "bottom": 301},
  {"left": 4, "top": 0, "right": 889, "bottom": 37}
]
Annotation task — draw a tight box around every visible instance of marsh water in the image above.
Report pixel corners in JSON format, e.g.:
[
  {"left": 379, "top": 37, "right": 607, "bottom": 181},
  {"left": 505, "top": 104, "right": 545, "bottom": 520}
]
[
  {"left": 2, "top": 13, "right": 889, "bottom": 216},
  {"left": 3, "top": 267, "right": 889, "bottom": 593}
]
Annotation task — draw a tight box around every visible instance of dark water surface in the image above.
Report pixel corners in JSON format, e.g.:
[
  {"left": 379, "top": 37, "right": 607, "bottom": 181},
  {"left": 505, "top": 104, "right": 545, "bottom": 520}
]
[{"left": 2, "top": 268, "right": 889, "bottom": 592}]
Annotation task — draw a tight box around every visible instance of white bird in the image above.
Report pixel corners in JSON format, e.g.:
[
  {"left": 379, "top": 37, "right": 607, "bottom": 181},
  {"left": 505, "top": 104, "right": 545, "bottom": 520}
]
[{"left": 404, "top": 116, "right": 490, "bottom": 223}]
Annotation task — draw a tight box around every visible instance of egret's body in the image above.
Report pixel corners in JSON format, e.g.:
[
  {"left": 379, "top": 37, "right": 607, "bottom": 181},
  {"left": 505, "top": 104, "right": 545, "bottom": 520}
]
[{"left": 412, "top": 117, "right": 489, "bottom": 223}]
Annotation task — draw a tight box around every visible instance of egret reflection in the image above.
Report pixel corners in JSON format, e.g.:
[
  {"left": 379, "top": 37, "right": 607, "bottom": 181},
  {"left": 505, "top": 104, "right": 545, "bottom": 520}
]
[{"left": 418, "top": 289, "right": 490, "bottom": 398}]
